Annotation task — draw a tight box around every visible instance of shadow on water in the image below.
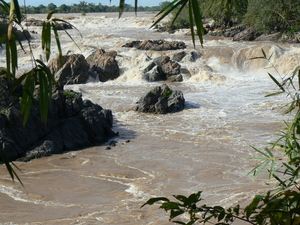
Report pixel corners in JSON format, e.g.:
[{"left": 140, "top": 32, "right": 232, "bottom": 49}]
[
  {"left": 185, "top": 101, "right": 201, "bottom": 109},
  {"left": 112, "top": 121, "right": 137, "bottom": 141}
]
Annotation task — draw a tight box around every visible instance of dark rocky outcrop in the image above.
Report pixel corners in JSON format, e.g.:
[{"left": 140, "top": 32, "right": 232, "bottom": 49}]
[
  {"left": 24, "top": 18, "right": 44, "bottom": 26},
  {"left": 122, "top": 39, "right": 186, "bottom": 51},
  {"left": 0, "top": 81, "right": 117, "bottom": 162},
  {"left": 48, "top": 54, "right": 90, "bottom": 85},
  {"left": 86, "top": 49, "right": 120, "bottom": 82},
  {"left": 25, "top": 18, "right": 73, "bottom": 30},
  {"left": 143, "top": 56, "right": 181, "bottom": 82},
  {"left": 135, "top": 84, "right": 185, "bottom": 114}
]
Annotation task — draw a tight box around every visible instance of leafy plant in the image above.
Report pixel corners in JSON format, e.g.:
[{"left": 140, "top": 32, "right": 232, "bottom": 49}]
[
  {"left": 0, "top": 0, "right": 79, "bottom": 182},
  {"left": 162, "top": 86, "right": 173, "bottom": 98},
  {"left": 242, "top": 0, "right": 300, "bottom": 34}
]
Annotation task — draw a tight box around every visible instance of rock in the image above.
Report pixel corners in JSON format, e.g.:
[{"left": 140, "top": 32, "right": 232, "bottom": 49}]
[
  {"left": 48, "top": 54, "right": 90, "bottom": 85},
  {"left": 143, "top": 56, "right": 181, "bottom": 82},
  {"left": 156, "top": 56, "right": 181, "bottom": 76},
  {"left": 122, "top": 39, "right": 186, "bottom": 51},
  {"left": 135, "top": 84, "right": 185, "bottom": 114},
  {"left": 86, "top": 49, "right": 120, "bottom": 82},
  {"left": 14, "top": 29, "right": 31, "bottom": 41},
  {"left": 233, "top": 27, "right": 261, "bottom": 41},
  {"left": 255, "top": 32, "right": 282, "bottom": 42},
  {"left": 223, "top": 26, "right": 244, "bottom": 37},
  {"left": 171, "top": 51, "right": 186, "bottom": 62},
  {"left": 25, "top": 18, "right": 73, "bottom": 30},
  {"left": 55, "top": 22, "right": 73, "bottom": 30},
  {"left": 24, "top": 18, "right": 44, "bottom": 26},
  {"left": 0, "top": 80, "right": 118, "bottom": 162},
  {"left": 143, "top": 61, "right": 165, "bottom": 82}
]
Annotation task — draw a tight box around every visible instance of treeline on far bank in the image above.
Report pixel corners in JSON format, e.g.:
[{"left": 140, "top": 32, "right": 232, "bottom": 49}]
[
  {"left": 19, "top": 1, "right": 170, "bottom": 14},
  {"left": 166, "top": 0, "right": 300, "bottom": 38}
]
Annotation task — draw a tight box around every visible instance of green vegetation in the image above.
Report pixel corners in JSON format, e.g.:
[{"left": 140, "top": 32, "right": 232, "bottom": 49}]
[
  {"left": 242, "top": 0, "right": 300, "bottom": 34},
  {"left": 62, "top": 90, "right": 76, "bottom": 98},
  {"left": 2, "top": 0, "right": 300, "bottom": 223},
  {"left": 160, "top": 0, "right": 300, "bottom": 39},
  {"left": 162, "top": 86, "right": 173, "bottom": 98},
  {"left": 0, "top": 0, "right": 79, "bottom": 182},
  {"left": 19, "top": 1, "right": 163, "bottom": 14}
]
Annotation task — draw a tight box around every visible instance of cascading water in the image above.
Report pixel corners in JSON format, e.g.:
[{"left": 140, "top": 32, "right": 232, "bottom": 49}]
[{"left": 0, "top": 12, "right": 298, "bottom": 224}]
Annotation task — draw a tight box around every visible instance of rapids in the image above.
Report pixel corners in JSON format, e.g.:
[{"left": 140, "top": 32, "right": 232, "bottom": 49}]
[{"left": 0, "top": 12, "right": 299, "bottom": 224}]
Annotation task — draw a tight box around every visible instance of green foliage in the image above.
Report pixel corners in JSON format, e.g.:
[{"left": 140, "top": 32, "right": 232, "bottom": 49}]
[
  {"left": 201, "top": 0, "right": 247, "bottom": 27},
  {"left": 0, "top": 0, "right": 79, "bottom": 182},
  {"left": 242, "top": 0, "right": 300, "bottom": 34},
  {"left": 62, "top": 90, "right": 76, "bottom": 98},
  {"left": 162, "top": 86, "right": 173, "bottom": 98},
  {"left": 21, "top": 2, "right": 163, "bottom": 14},
  {"left": 149, "top": 0, "right": 204, "bottom": 47}
]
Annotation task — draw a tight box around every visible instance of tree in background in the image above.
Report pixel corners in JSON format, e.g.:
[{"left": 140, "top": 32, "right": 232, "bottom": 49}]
[{"left": 242, "top": 0, "right": 300, "bottom": 34}]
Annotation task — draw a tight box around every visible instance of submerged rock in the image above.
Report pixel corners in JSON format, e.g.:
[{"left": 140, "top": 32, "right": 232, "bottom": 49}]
[
  {"left": 135, "top": 84, "right": 185, "bottom": 114},
  {"left": 0, "top": 81, "right": 118, "bottom": 162}
]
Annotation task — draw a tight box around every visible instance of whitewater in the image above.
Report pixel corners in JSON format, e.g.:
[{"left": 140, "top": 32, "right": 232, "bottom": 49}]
[{"left": 0, "top": 12, "right": 299, "bottom": 224}]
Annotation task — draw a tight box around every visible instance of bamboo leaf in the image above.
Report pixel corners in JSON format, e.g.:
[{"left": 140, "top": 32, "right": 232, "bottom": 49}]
[
  {"left": 45, "top": 22, "right": 51, "bottom": 62},
  {"left": 12, "top": 0, "right": 21, "bottom": 23},
  {"left": 47, "top": 10, "right": 57, "bottom": 20},
  {"left": 134, "top": 0, "right": 138, "bottom": 15},
  {"left": 268, "top": 73, "right": 285, "bottom": 92},
  {"left": 265, "top": 92, "right": 284, "bottom": 97},
  {"left": 250, "top": 145, "right": 273, "bottom": 158},
  {"left": 191, "top": 0, "right": 204, "bottom": 46},
  {"left": 51, "top": 18, "right": 83, "bottom": 39},
  {"left": 21, "top": 73, "right": 35, "bottom": 126},
  {"left": 151, "top": 0, "right": 183, "bottom": 29},
  {"left": 61, "top": 28, "right": 82, "bottom": 51},
  {"left": 155, "top": 0, "right": 180, "bottom": 17},
  {"left": 261, "top": 48, "right": 267, "bottom": 59},
  {"left": 5, "top": 38, "right": 11, "bottom": 80},
  {"left": 9, "top": 36, "right": 18, "bottom": 76},
  {"left": 0, "top": 147, "right": 24, "bottom": 187},
  {"left": 119, "top": 0, "right": 125, "bottom": 18},
  {"left": 10, "top": 71, "right": 30, "bottom": 92},
  {"left": 51, "top": 23, "right": 63, "bottom": 65},
  {"left": 169, "top": 1, "right": 188, "bottom": 28},
  {"left": 188, "top": 0, "right": 195, "bottom": 47}
]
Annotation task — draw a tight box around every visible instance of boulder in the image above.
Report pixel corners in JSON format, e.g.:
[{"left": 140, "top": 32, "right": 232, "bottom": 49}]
[
  {"left": 0, "top": 81, "right": 118, "bottom": 162},
  {"left": 24, "top": 18, "right": 44, "bottom": 26},
  {"left": 143, "top": 56, "right": 181, "bottom": 82},
  {"left": 86, "top": 49, "right": 120, "bottom": 82},
  {"left": 171, "top": 51, "right": 186, "bottom": 62},
  {"left": 48, "top": 54, "right": 90, "bottom": 85},
  {"left": 255, "top": 32, "right": 282, "bottom": 42},
  {"left": 122, "top": 39, "right": 186, "bottom": 51},
  {"left": 25, "top": 18, "right": 73, "bottom": 30},
  {"left": 233, "top": 27, "right": 261, "bottom": 41},
  {"left": 135, "top": 84, "right": 185, "bottom": 114}
]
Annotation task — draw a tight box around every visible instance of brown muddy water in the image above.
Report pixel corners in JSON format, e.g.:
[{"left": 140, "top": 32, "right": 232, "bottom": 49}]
[{"left": 0, "top": 12, "right": 299, "bottom": 224}]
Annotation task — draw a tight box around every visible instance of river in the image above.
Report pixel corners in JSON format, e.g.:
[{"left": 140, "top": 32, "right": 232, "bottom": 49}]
[{"left": 0, "top": 12, "right": 298, "bottom": 224}]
